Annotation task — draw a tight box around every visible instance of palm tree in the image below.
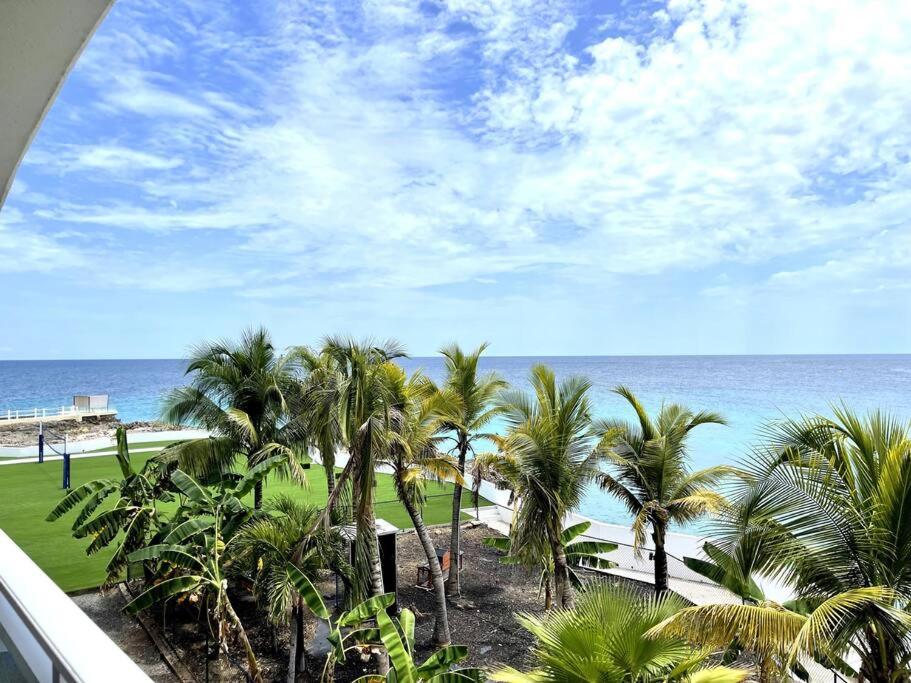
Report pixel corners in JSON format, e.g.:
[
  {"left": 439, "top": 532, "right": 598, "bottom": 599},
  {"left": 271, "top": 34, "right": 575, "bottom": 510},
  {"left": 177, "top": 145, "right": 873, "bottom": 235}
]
[
  {"left": 287, "top": 346, "right": 344, "bottom": 502},
  {"left": 160, "top": 327, "right": 305, "bottom": 509},
  {"left": 235, "top": 496, "right": 352, "bottom": 681},
  {"left": 321, "top": 336, "right": 405, "bottom": 603},
  {"left": 380, "top": 364, "right": 461, "bottom": 645},
  {"left": 476, "top": 364, "right": 603, "bottom": 609},
  {"left": 492, "top": 583, "right": 748, "bottom": 682},
  {"left": 595, "top": 386, "right": 730, "bottom": 594},
  {"left": 435, "top": 342, "right": 507, "bottom": 598},
  {"left": 657, "top": 407, "right": 911, "bottom": 682}
]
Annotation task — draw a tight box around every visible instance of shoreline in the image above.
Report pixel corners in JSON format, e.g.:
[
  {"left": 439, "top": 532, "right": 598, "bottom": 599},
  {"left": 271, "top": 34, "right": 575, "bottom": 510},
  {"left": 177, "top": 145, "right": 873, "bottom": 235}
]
[{"left": 0, "top": 416, "right": 197, "bottom": 448}]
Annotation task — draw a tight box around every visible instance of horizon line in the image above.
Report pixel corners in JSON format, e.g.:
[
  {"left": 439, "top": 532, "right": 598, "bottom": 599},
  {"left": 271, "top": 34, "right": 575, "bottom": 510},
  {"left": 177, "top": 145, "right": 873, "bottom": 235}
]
[{"left": 2, "top": 352, "right": 910, "bottom": 362}]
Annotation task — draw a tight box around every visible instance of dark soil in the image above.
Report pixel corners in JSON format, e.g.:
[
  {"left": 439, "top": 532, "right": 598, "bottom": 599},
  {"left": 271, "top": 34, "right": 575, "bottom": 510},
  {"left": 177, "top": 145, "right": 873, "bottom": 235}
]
[{"left": 88, "top": 523, "right": 636, "bottom": 682}]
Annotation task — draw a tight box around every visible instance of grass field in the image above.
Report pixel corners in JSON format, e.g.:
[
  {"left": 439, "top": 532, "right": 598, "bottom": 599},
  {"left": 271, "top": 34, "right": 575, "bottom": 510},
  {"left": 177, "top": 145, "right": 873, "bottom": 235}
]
[{"left": 0, "top": 449, "right": 490, "bottom": 592}]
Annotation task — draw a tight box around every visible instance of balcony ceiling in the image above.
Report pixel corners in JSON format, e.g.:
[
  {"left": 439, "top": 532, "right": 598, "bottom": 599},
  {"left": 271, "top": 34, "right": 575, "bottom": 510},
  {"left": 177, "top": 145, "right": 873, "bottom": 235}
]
[{"left": 0, "top": 0, "right": 114, "bottom": 207}]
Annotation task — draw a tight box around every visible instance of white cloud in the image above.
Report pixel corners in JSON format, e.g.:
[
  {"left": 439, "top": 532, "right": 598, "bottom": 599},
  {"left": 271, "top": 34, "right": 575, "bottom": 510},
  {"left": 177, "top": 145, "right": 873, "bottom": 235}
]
[{"left": 8, "top": 0, "right": 911, "bottom": 332}]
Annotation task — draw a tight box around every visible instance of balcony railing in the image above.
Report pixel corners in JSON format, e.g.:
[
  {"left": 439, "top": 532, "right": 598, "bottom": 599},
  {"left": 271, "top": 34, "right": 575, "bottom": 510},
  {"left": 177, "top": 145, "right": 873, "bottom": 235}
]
[{"left": 0, "top": 530, "right": 150, "bottom": 682}]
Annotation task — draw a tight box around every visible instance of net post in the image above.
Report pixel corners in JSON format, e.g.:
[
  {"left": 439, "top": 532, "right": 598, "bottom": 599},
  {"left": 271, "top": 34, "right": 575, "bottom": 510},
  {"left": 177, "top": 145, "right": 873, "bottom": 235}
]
[{"left": 38, "top": 423, "right": 44, "bottom": 463}]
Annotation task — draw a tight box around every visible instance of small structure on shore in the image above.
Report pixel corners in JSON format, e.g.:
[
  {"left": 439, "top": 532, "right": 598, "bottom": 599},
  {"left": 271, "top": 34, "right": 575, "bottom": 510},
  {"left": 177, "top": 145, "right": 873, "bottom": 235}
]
[{"left": 0, "top": 395, "right": 117, "bottom": 426}]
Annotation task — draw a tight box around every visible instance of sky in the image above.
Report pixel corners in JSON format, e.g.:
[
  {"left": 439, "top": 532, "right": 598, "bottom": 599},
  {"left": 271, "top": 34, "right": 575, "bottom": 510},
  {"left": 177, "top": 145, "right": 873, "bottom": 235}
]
[{"left": 1, "top": 0, "right": 910, "bottom": 359}]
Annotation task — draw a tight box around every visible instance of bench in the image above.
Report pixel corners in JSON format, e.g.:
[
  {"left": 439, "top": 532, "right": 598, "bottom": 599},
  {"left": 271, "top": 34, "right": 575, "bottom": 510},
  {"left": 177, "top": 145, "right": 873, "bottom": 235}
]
[{"left": 416, "top": 548, "right": 464, "bottom": 589}]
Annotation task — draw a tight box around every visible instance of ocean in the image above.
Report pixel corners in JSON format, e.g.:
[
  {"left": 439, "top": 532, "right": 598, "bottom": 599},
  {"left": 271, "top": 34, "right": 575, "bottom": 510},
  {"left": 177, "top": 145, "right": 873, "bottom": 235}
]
[{"left": 2, "top": 355, "right": 910, "bottom": 524}]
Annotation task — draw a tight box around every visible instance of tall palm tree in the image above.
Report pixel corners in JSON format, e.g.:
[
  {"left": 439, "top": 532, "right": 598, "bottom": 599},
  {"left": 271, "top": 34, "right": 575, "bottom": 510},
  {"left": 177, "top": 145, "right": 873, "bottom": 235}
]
[
  {"left": 492, "top": 583, "right": 748, "bottom": 682},
  {"left": 595, "top": 386, "right": 730, "bottom": 594},
  {"left": 475, "top": 364, "right": 603, "bottom": 609},
  {"left": 657, "top": 407, "right": 911, "bottom": 682},
  {"left": 380, "top": 364, "right": 461, "bottom": 645},
  {"left": 160, "top": 327, "right": 305, "bottom": 509},
  {"left": 321, "top": 336, "right": 405, "bottom": 603},
  {"left": 435, "top": 342, "right": 507, "bottom": 598}
]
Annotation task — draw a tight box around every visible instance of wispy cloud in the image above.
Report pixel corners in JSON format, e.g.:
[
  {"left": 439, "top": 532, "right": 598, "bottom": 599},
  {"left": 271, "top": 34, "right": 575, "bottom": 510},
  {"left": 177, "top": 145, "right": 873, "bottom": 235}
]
[{"left": 2, "top": 0, "right": 910, "bottom": 355}]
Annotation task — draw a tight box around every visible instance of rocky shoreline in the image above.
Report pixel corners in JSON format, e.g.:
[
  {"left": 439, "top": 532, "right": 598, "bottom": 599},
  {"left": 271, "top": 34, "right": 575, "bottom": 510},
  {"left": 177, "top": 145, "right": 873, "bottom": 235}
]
[{"left": 0, "top": 416, "right": 195, "bottom": 447}]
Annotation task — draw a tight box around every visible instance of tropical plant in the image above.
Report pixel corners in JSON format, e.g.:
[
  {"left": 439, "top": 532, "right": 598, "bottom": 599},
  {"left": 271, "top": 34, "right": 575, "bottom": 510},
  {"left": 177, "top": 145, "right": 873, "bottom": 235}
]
[
  {"left": 484, "top": 521, "right": 617, "bottom": 609},
  {"left": 662, "top": 407, "right": 911, "bottom": 682},
  {"left": 380, "top": 364, "right": 462, "bottom": 645},
  {"left": 46, "top": 427, "right": 172, "bottom": 585},
  {"left": 125, "top": 467, "right": 274, "bottom": 683},
  {"left": 160, "top": 327, "right": 305, "bottom": 509},
  {"left": 319, "top": 336, "right": 405, "bottom": 604},
  {"left": 287, "top": 346, "right": 345, "bottom": 504},
  {"left": 473, "top": 364, "right": 604, "bottom": 609},
  {"left": 435, "top": 342, "right": 507, "bottom": 598},
  {"left": 492, "top": 583, "right": 748, "bottom": 682},
  {"left": 595, "top": 386, "right": 730, "bottom": 594},
  {"left": 235, "top": 496, "right": 352, "bottom": 680},
  {"left": 683, "top": 540, "right": 765, "bottom": 604},
  {"left": 316, "top": 591, "right": 482, "bottom": 683}
]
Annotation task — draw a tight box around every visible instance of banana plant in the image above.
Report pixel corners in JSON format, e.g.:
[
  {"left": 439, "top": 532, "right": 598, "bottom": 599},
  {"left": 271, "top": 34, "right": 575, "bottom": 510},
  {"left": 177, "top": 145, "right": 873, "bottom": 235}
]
[
  {"left": 46, "top": 427, "right": 174, "bottom": 585},
  {"left": 484, "top": 520, "right": 617, "bottom": 608},
  {"left": 124, "top": 465, "right": 283, "bottom": 683},
  {"left": 286, "top": 577, "right": 482, "bottom": 683}
]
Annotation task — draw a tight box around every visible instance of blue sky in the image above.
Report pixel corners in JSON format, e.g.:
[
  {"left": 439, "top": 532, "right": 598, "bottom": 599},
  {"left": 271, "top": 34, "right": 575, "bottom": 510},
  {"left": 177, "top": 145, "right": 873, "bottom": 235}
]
[{"left": 1, "top": 0, "right": 910, "bottom": 359}]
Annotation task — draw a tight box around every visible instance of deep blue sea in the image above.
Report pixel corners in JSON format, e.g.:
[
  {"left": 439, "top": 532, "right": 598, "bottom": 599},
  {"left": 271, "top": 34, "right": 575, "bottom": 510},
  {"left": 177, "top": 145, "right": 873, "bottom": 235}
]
[{"left": 2, "top": 356, "right": 910, "bottom": 524}]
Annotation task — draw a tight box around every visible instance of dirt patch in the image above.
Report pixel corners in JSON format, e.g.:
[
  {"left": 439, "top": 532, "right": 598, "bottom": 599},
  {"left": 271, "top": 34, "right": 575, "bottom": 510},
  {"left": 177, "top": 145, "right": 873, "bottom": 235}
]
[{"left": 71, "top": 589, "right": 176, "bottom": 682}]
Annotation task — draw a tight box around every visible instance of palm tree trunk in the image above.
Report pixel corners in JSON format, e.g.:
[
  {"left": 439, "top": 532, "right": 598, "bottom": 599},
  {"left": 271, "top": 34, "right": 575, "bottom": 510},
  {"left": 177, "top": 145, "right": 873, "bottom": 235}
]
[
  {"left": 446, "top": 435, "right": 468, "bottom": 598},
  {"left": 543, "top": 574, "right": 553, "bottom": 610},
  {"left": 254, "top": 479, "right": 264, "bottom": 510},
  {"left": 551, "top": 537, "right": 575, "bottom": 609},
  {"left": 652, "top": 522, "right": 669, "bottom": 594},
  {"left": 401, "top": 489, "right": 451, "bottom": 645}
]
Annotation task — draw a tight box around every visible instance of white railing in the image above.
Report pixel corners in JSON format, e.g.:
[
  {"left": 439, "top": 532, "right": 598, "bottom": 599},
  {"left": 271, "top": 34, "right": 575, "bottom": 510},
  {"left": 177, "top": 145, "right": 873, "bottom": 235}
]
[
  {"left": 0, "top": 530, "right": 151, "bottom": 682},
  {"left": 0, "top": 405, "right": 116, "bottom": 422}
]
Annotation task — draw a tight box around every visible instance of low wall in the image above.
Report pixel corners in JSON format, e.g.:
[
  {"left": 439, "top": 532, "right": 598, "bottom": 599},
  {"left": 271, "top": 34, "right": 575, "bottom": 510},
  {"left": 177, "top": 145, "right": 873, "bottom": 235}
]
[{"left": 0, "top": 429, "right": 209, "bottom": 457}]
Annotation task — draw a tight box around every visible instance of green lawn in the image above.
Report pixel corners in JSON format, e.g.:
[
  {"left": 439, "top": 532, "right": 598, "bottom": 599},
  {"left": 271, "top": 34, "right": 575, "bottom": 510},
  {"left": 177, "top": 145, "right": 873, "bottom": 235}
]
[{"left": 0, "top": 452, "right": 490, "bottom": 593}]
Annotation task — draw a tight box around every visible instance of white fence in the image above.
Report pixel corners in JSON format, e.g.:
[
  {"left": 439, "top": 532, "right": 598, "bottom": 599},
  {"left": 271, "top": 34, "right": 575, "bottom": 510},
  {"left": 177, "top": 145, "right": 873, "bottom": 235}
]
[{"left": 0, "top": 404, "right": 116, "bottom": 422}]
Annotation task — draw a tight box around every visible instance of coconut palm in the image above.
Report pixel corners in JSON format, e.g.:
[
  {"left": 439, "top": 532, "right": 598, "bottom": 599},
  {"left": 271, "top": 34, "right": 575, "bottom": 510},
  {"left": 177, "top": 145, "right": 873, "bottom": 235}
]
[
  {"left": 46, "top": 427, "right": 173, "bottom": 585},
  {"left": 321, "top": 336, "right": 406, "bottom": 603},
  {"left": 235, "top": 496, "right": 352, "bottom": 680},
  {"left": 661, "top": 407, "right": 911, "bottom": 682},
  {"left": 380, "top": 364, "right": 461, "bottom": 645},
  {"left": 287, "top": 346, "right": 344, "bottom": 501},
  {"left": 159, "top": 327, "right": 306, "bottom": 509},
  {"left": 435, "top": 342, "right": 507, "bottom": 598},
  {"left": 492, "top": 583, "right": 748, "bottom": 682},
  {"left": 476, "top": 364, "right": 603, "bottom": 609},
  {"left": 595, "top": 386, "right": 730, "bottom": 594}
]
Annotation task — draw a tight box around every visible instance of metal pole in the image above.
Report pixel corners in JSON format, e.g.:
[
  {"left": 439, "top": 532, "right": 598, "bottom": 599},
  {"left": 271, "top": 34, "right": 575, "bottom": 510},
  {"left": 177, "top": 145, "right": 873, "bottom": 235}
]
[
  {"left": 38, "top": 424, "right": 44, "bottom": 464},
  {"left": 62, "top": 436, "right": 70, "bottom": 490}
]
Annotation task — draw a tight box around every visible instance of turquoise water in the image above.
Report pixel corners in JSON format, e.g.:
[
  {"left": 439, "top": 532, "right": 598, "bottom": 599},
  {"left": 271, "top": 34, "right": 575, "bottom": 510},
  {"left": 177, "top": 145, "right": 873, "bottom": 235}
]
[{"left": 2, "top": 356, "right": 910, "bottom": 524}]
